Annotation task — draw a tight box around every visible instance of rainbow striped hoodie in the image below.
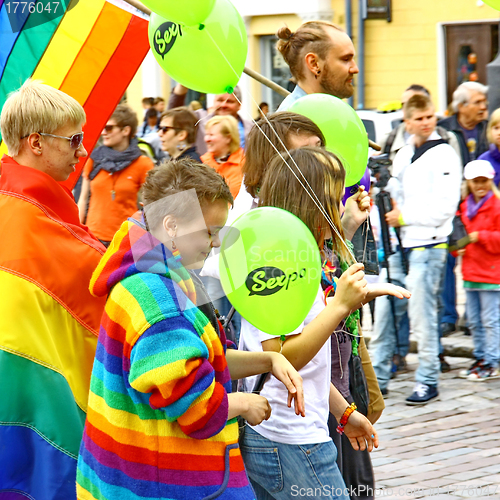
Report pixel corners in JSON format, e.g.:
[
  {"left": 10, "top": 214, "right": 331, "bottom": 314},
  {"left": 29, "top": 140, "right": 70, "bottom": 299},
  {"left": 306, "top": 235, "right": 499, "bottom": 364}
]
[{"left": 76, "top": 219, "right": 255, "bottom": 499}]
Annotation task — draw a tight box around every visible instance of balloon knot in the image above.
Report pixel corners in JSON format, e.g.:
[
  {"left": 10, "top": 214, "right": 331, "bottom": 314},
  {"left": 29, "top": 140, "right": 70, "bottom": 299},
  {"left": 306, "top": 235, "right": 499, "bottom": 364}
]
[
  {"left": 225, "top": 86, "right": 234, "bottom": 94},
  {"left": 199, "top": 23, "right": 205, "bottom": 30}
]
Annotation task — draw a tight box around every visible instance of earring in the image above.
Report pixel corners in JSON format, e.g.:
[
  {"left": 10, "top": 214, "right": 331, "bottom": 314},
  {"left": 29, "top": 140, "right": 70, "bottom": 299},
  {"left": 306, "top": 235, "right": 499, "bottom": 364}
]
[
  {"left": 314, "top": 70, "right": 321, "bottom": 79},
  {"left": 171, "top": 238, "right": 182, "bottom": 262},
  {"left": 176, "top": 141, "right": 187, "bottom": 151}
]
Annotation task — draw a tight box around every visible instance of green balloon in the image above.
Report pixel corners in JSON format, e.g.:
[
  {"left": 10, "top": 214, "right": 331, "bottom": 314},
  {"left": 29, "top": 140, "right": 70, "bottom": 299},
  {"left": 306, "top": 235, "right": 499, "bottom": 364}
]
[
  {"left": 142, "top": 0, "right": 216, "bottom": 26},
  {"left": 483, "top": 0, "right": 500, "bottom": 10},
  {"left": 219, "top": 207, "right": 322, "bottom": 335},
  {"left": 289, "top": 94, "right": 369, "bottom": 187},
  {"left": 148, "top": 0, "right": 247, "bottom": 94}
]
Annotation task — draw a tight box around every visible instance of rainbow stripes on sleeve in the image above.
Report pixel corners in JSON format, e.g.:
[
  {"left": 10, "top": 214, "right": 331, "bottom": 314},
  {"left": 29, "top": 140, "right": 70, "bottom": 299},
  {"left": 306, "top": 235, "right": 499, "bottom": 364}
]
[{"left": 0, "top": 0, "right": 150, "bottom": 191}]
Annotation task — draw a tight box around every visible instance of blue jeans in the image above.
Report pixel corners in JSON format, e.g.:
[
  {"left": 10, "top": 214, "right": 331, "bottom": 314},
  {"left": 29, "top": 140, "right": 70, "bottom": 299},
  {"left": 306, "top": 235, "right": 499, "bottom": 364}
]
[
  {"left": 440, "top": 253, "right": 458, "bottom": 326},
  {"left": 465, "top": 290, "right": 500, "bottom": 367},
  {"left": 369, "top": 251, "right": 410, "bottom": 390},
  {"left": 241, "top": 427, "right": 349, "bottom": 500},
  {"left": 406, "top": 247, "right": 447, "bottom": 387}
]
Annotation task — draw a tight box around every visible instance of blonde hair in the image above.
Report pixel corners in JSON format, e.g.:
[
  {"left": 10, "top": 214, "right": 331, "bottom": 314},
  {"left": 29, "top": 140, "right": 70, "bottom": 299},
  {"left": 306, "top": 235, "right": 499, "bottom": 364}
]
[
  {"left": 259, "top": 146, "right": 353, "bottom": 265},
  {"left": 205, "top": 115, "right": 240, "bottom": 154},
  {"left": 0, "top": 79, "right": 85, "bottom": 156},
  {"left": 487, "top": 108, "right": 500, "bottom": 144}
]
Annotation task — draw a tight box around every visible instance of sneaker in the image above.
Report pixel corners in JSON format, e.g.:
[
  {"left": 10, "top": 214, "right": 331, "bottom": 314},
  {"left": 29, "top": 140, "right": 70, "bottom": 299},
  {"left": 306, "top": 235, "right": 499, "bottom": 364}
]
[
  {"left": 467, "top": 365, "right": 500, "bottom": 381},
  {"left": 458, "top": 359, "right": 484, "bottom": 379},
  {"left": 381, "top": 387, "right": 389, "bottom": 398},
  {"left": 405, "top": 383, "right": 439, "bottom": 406}
]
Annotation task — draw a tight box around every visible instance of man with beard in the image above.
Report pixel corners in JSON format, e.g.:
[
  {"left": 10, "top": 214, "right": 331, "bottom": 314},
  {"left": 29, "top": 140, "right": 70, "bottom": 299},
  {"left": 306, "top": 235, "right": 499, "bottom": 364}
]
[{"left": 276, "top": 21, "right": 359, "bottom": 110}]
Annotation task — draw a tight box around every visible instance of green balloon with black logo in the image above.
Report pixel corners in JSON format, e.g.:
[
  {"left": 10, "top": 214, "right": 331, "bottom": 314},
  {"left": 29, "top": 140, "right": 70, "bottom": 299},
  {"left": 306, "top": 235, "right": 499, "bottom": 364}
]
[
  {"left": 148, "top": 0, "right": 247, "bottom": 95},
  {"left": 219, "top": 207, "right": 322, "bottom": 335}
]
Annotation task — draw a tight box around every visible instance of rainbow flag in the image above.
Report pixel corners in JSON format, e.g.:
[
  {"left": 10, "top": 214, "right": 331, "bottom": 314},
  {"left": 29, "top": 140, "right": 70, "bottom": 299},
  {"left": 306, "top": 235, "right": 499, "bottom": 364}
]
[{"left": 0, "top": 0, "right": 150, "bottom": 191}]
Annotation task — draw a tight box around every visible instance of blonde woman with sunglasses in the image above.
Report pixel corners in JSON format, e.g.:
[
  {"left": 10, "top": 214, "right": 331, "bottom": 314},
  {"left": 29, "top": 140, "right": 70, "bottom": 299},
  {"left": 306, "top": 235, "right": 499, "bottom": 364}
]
[
  {"left": 0, "top": 80, "right": 108, "bottom": 498},
  {"left": 77, "top": 104, "right": 155, "bottom": 246}
]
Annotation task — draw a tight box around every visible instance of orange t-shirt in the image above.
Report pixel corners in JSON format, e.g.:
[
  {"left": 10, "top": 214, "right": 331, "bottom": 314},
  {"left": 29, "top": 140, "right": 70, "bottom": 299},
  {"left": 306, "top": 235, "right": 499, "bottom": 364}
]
[
  {"left": 83, "top": 155, "right": 154, "bottom": 241},
  {"left": 201, "top": 148, "right": 244, "bottom": 199}
]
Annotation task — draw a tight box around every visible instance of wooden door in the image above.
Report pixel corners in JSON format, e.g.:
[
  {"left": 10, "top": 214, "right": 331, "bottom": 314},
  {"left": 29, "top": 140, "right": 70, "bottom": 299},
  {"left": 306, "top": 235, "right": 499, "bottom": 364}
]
[{"left": 445, "top": 23, "right": 497, "bottom": 106}]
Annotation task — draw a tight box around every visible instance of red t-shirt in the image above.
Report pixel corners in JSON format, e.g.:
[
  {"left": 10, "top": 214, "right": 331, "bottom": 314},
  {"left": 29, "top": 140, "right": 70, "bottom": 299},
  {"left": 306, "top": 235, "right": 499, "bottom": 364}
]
[{"left": 83, "top": 155, "right": 154, "bottom": 241}]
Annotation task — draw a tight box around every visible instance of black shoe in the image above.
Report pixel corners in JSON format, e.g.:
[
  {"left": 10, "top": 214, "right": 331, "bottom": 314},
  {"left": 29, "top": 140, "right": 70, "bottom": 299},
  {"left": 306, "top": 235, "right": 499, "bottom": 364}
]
[
  {"left": 441, "top": 322, "right": 457, "bottom": 337},
  {"left": 439, "top": 353, "right": 451, "bottom": 373},
  {"left": 406, "top": 383, "right": 439, "bottom": 405},
  {"left": 381, "top": 387, "right": 389, "bottom": 398}
]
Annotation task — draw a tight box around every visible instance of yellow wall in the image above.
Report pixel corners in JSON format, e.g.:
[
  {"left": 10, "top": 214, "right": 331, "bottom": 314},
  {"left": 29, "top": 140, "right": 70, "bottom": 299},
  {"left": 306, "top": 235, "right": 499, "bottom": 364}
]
[
  {"left": 344, "top": 0, "right": 499, "bottom": 110},
  {"left": 248, "top": 14, "right": 303, "bottom": 114}
]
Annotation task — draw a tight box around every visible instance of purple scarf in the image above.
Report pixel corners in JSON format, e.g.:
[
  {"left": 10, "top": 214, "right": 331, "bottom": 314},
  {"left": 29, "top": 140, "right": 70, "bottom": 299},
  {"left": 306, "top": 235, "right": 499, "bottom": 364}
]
[{"left": 467, "top": 191, "right": 493, "bottom": 219}]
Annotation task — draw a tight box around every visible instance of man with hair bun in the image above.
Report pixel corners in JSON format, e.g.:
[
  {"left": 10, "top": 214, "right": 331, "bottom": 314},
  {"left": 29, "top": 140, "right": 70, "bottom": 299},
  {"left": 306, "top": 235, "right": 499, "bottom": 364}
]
[
  {"left": 276, "top": 21, "right": 359, "bottom": 110},
  {"left": 380, "top": 94, "right": 462, "bottom": 405}
]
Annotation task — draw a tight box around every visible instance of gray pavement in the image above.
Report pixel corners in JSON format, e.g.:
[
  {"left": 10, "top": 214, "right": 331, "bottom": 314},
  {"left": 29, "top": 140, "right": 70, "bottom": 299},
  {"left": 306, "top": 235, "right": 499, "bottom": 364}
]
[{"left": 362, "top": 265, "right": 500, "bottom": 499}]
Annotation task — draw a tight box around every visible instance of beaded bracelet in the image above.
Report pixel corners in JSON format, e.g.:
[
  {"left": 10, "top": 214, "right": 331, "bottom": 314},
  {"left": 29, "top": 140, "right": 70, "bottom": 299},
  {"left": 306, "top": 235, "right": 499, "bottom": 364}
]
[{"left": 336, "top": 402, "right": 357, "bottom": 435}]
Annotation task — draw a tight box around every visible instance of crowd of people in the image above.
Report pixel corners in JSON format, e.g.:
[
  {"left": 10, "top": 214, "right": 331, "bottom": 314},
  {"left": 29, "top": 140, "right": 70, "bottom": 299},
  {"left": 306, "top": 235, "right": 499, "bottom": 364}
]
[{"left": 1, "top": 16, "right": 500, "bottom": 500}]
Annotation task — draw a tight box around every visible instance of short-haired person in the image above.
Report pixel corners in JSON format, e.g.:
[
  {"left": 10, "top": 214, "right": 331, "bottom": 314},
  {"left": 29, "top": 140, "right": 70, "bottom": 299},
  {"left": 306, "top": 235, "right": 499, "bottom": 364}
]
[
  {"left": 138, "top": 107, "right": 159, "bottom": 137},
  {"left": 0, "top": 80, "right": 106, "bottom": 498},
  {"left": 374, "top": 94, "right": 462, "bottom": 404},
  {"left": 381, "top": 84, "right": 461, "bottom": 163},
  {"left": 154, "top": 96, "right": 166, "bottom": 115},
  {"left": 275, "top": 21, "right": 359, "bottom": 110},
  {"left": 478, "top": 108, "right": 500, "bottom": 186},
  {"left": 78, "top": 104, "right": 154, "bottom": 246},
  {"left": 158, "top": 106, "right": 202, "bottom": 162},
  {"left": 76, "top": 159, "right": 305, "bottom": 499},
  {"left": 438, "top": 81, "right": 489, "bottom": 164},
  {"left": 168, "top": 85, "right": 252, "bottom": 154},
  {"left": 201, "top": 115, "right": 244, "bottom": 199}
]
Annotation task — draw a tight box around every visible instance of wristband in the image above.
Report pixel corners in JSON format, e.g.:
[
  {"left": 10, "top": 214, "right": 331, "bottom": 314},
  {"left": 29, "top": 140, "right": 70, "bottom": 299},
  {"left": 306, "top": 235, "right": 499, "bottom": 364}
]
[{"left": 336, "top": 402, "right": 357, "bottom": 435}]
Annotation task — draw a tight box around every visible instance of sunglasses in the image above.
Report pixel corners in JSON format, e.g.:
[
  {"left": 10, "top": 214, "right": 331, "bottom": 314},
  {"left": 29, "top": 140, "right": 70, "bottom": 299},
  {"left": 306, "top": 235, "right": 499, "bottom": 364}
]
[
  {"left": 158, "top": 125, "right": 179, "bottom": 134},
  {"left": 103, "top": 124, "right": 120, "bottom": 133},
  {"left": 39, "top": 132, "right": 84, "bottom": 150}
]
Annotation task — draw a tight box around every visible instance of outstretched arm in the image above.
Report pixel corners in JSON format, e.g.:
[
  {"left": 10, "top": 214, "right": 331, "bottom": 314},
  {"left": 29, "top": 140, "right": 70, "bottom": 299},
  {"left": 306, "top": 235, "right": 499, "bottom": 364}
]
[{"left": 226, "top": 350, "right": 305, "bottom": 417}]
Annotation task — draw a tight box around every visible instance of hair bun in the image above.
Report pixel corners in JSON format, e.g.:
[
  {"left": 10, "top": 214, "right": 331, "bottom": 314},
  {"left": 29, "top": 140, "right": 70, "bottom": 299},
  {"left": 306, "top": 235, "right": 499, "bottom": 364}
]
[{"left": 277, "top": 26, "right": 294, "bottom": 41}]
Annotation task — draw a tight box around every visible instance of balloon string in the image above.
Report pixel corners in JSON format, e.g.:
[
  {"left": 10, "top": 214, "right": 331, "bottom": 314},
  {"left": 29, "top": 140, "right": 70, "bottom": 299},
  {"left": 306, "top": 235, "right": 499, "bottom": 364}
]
[{"left": 204, "top": 30, "right": 357, "bottom": 264}]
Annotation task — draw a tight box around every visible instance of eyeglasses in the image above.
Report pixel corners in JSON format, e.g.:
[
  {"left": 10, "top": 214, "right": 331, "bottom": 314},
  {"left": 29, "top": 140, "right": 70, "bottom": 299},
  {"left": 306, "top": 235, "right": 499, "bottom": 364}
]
[
  {"left": 39, "top": 132, "right": 84, "bottom": 149},
  {"left": 103, "top": 124, "right": 120, "bottom": 133},
  {"left": 158, "top": 125, "right": 179, "bottom": 134}
]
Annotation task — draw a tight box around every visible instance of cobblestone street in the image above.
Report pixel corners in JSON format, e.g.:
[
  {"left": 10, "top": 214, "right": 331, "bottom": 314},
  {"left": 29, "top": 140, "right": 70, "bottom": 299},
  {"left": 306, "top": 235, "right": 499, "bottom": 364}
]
[{"left": 364, "top": 264, "right": 500, "bottom": 499}]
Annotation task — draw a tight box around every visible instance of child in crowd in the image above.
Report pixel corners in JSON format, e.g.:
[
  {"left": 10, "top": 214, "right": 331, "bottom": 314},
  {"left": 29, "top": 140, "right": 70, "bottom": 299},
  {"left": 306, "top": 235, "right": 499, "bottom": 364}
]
[
  {"left": 240, "top": 147, "right": 409, "bottom": 500},
  {"left": 455, "top": 160, "right": 500, "bottom": 381}
]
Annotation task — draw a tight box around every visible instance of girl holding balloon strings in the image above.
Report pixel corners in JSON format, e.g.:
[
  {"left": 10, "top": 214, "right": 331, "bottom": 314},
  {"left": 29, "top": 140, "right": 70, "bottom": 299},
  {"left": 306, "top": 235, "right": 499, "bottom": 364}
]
[
  {"left": 241, "top": 112, "right": 384, "bottom": 498},
  {"left": 238, "top": 147, "right": 410, "bottom": 500}
]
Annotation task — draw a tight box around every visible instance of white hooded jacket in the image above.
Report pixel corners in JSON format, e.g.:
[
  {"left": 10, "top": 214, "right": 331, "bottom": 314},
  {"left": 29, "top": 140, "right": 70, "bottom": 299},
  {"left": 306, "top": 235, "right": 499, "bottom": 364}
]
[{"left": 389, "top": 131, "right": 462, "bottom": 249}]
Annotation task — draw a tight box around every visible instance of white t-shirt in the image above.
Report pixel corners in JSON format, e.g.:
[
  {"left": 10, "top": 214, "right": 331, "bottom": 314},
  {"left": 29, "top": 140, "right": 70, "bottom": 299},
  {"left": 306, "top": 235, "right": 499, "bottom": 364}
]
[{"left": 239, "top": 287, "right": 332, "bottom": 445}]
